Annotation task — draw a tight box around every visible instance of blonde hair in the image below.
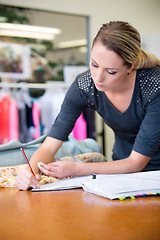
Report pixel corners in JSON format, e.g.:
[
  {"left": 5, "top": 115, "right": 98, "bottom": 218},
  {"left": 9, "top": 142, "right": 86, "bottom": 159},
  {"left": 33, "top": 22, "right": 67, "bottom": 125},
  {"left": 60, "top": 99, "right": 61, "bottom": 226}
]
[
  {"left": 135, "top": 49, "right": 160, "bottom": 69},
  {"left": 92, "top": 21, "right": 160, "bottom": 69}
]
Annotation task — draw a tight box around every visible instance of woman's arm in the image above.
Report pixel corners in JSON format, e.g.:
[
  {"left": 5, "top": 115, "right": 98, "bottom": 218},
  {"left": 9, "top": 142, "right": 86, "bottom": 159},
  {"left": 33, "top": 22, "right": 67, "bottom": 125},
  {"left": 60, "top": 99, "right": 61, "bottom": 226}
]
[
  {"left": 38, "top": 150, "right": 151, "bottom": 178},
  {"left": 15, "top": 137, "right": 63, "bottom": 190},
  {"left": 30, "top": 136, "right": 63, "bottom": 173},
  {"left": 76, "top": 150, "right": 151, "bottom": 175}
]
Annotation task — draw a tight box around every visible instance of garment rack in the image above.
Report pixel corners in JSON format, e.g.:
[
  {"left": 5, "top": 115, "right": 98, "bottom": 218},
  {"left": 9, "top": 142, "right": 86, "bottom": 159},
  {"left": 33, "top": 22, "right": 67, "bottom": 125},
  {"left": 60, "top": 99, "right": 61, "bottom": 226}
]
[{"left": 0, "top": 82, "right": 70, "bottom": 90}]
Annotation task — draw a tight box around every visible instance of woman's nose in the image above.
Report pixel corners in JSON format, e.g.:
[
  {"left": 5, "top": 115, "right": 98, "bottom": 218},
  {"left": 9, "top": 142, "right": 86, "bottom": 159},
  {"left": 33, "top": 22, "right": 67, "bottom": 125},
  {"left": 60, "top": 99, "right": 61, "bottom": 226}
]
[{"left": 96, "top": 70, "right": 105, "bottom": 82}]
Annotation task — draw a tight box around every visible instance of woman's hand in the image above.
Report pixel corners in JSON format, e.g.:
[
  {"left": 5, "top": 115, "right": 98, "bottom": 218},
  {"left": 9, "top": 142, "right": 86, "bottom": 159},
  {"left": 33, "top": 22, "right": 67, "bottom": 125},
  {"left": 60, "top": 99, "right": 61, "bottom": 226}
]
[
  {"left": 38, "top": 161, "right": 78, "bottom": 179},
  {"left": 15, "top": 168, "right": 41, "bottom": 190}
]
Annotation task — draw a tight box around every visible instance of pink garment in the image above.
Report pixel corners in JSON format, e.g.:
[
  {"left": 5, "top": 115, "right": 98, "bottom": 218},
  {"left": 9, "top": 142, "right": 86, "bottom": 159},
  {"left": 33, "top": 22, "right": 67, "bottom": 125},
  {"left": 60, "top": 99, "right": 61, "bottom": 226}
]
[
  {"left": 0, "top": 96, "right": 10, "bottom": 143},
  {"left": 0, "top": 98, "right": 2, "bottom": 143},
  {"left": 32, "top": 101, "right": 41, "bottom": 139},
  {"left": 72, "top": 113, "right": 87, "bottom": 140},
  {"left": 9, "top": 99, "right": 19, "bottom": 141}
]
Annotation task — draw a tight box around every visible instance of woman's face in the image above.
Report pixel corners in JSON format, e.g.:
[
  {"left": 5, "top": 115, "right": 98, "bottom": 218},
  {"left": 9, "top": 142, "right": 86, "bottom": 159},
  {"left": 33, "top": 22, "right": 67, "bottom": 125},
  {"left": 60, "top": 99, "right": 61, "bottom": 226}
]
[{"left": 90, "top": 41, "right": 131, "bottom": 92}]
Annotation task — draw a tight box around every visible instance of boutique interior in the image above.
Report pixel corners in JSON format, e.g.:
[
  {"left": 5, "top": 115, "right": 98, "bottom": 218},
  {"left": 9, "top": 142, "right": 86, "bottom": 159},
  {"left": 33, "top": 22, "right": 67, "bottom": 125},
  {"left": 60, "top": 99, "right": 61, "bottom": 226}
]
[
  {"left": 0, "top": 1, "right": 160, "bottom": 161},
  {"left": 0, "top": 8, "right": 93, "bottom": 144},
  {"left": 0, "top": 2, "right": 160, "bottom": 240}
]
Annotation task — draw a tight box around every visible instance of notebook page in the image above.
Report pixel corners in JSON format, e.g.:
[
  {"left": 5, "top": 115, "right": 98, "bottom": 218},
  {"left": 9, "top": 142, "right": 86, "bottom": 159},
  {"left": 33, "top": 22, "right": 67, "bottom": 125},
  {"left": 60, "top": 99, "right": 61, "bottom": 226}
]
[{"left": 32, "top": 175, "right": 93, "bottom": 191}]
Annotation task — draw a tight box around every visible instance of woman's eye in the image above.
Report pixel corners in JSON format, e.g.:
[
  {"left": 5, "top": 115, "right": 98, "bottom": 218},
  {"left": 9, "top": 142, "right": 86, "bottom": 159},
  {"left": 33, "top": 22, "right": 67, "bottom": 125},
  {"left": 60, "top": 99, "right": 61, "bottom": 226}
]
[
  {"left": 91, "top": 62, "right": 98, "bottom": 68},
  {"left": 107, "top": 70, "right": 117, "bottom": 75}
]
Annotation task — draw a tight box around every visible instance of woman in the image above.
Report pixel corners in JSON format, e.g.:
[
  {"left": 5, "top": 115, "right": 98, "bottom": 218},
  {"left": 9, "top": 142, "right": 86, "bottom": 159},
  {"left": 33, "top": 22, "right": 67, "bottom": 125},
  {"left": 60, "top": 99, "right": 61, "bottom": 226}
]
[{"left": 16, "top": 21, "right": 160, "bottom": 190}]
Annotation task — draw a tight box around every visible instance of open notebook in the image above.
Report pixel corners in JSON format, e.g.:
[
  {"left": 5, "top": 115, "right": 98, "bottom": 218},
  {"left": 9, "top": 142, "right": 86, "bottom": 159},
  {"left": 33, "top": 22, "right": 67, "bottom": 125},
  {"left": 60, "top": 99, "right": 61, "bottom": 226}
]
[
  {"left": 31, "top": 174, "right": 104, "bottom": 192},
  {"left": 82, "top": 170, "right": 160, "bottom": 200},
  {"left": 32, "top": 170, "right": 160, "bottom": 200}
]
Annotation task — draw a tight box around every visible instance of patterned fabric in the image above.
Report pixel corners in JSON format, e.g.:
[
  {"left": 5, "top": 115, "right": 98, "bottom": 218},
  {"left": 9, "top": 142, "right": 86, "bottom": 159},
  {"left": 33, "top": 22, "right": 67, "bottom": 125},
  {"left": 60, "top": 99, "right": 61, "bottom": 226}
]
[{"left": 0, "top": 152, "right": 106, "bottom": 188}]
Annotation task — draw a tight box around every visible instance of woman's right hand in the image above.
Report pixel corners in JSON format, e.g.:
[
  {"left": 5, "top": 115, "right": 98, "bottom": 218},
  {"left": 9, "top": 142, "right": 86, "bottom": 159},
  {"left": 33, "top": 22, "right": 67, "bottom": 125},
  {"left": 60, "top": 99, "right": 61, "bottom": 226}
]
[
  {"left": 15, "top": 168, "right": 41, "bottom": 190},
  {"left": 15, "top": 136, "right": 63, "bottom": 190}
]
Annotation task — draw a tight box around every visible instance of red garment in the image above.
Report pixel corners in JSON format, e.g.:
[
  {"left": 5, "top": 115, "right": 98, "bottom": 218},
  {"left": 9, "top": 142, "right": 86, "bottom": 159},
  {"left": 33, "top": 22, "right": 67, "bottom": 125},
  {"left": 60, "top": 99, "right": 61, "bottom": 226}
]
[{"left": 0, "top": 95, "right": 10, "bottom": 143}]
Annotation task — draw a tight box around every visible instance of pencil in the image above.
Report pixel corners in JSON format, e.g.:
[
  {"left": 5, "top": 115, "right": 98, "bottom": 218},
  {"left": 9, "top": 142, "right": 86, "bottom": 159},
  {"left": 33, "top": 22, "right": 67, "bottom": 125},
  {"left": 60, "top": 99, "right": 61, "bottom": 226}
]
[{"left": 20, "top": 148, "right": 36, "bottom": 177}]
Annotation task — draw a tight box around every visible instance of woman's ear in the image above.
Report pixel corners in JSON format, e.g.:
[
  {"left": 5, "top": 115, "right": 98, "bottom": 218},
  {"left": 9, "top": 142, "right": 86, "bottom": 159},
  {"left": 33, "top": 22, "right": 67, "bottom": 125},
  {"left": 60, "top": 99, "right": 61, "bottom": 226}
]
[
  {"left": 130, "top": 62, "right": 136, "bottom": 71},
  {"left": 127, "top": 62, "right": 136, "bottom": 75}
]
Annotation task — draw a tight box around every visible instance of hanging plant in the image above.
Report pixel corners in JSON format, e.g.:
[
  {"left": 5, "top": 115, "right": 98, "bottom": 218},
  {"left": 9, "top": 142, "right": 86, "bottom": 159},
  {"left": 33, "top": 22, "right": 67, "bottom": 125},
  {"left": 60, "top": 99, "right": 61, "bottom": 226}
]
[{"left": 0, "top": 6, "right": 29, "bottom": 24}]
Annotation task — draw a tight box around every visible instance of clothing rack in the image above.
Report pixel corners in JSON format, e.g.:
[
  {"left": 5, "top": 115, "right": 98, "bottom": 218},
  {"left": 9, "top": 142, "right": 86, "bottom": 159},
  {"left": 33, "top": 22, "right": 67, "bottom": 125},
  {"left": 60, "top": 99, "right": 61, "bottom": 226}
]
[{"left": 0, "top": 82, "right": 70, "bottom": 90}]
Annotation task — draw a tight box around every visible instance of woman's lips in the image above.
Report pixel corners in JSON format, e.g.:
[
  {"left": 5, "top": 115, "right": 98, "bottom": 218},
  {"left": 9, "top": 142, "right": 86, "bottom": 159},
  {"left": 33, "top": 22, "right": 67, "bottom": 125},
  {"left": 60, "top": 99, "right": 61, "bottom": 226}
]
[{"left": 95, "top": 83, "right": 104, "bottom": 88}]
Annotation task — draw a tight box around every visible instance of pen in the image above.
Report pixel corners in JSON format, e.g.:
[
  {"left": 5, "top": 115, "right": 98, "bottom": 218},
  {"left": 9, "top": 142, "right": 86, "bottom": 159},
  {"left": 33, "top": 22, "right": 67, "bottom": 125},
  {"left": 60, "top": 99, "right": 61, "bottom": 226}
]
[
  {"left": 20, "top": 148, "right": 36, "bottom": 177},
  {"left": 92, "top": 173, "right": 96, "bottom": 179}
]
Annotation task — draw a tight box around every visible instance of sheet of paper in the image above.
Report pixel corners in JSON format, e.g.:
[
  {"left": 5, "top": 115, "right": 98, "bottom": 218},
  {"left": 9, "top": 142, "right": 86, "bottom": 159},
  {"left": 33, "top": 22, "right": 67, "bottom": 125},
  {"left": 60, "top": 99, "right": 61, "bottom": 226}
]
[{"left": 32, "top": 175, "right": 93, "bottom": 192}]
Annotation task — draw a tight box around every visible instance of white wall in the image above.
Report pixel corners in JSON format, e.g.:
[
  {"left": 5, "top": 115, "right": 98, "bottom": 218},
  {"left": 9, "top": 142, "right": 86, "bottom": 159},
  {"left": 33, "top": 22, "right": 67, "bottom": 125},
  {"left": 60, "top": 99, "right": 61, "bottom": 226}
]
[
  {"left": 1, "top": 0, "right": 160, "bottom": 160},
  {"left": 1, "top": 0, "right": 160, "bottom": 39}
]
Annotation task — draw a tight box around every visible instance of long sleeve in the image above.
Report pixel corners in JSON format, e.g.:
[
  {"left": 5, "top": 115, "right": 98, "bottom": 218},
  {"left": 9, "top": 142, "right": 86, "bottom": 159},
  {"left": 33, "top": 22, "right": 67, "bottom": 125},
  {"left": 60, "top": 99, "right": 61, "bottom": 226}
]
[{"left": 48, "top": 77, "right": 86, "bottom": 141}]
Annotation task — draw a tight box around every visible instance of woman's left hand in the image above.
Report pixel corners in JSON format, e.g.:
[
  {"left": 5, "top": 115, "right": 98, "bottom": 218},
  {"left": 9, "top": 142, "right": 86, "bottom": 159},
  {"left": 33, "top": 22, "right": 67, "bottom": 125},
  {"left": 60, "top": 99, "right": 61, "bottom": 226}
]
[{"left": 37, "top": 161, "right": 78, "bottom": 178}]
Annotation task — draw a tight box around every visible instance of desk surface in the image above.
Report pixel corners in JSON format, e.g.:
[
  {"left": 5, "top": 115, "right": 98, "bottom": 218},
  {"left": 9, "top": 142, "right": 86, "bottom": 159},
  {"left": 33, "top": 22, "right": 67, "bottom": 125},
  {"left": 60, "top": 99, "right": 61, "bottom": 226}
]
[{"left": 0, "top": 188, "right": 160, "bottom": 240}]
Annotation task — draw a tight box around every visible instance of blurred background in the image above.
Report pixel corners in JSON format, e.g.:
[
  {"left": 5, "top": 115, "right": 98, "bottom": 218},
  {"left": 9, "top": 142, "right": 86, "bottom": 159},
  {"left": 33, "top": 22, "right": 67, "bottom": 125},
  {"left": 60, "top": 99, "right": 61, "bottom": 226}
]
[{"left": 0, "top": 0, "right": 159, "bottom": 160}]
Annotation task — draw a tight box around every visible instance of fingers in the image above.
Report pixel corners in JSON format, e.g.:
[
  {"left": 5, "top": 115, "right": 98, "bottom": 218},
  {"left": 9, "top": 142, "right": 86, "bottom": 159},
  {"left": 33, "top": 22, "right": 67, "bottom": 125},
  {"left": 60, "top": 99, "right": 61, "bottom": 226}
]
[
  {"left": 38, "top": 161, "right": 74, "bottom": 179},
  {"left": 15, "top": 168, "right": 40, "bottom": 190},
  {"left": 38, "top": 162, "right": 62, "bottom": 178}
]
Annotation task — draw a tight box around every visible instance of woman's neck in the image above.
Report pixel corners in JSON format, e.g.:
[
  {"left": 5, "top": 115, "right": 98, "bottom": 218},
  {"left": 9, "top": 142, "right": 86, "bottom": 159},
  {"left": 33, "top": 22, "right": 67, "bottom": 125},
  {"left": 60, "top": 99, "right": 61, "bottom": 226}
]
[{"left": 104, "top": 70, "right": 137, "bottom": 113}]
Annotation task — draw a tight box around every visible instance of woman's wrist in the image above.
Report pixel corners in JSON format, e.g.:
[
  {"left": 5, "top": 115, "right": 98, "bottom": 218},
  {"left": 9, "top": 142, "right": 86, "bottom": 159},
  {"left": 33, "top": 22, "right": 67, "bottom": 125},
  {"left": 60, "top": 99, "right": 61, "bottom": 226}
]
[{"left": 74, "top": 162, "right": 92, "bottom": 176}]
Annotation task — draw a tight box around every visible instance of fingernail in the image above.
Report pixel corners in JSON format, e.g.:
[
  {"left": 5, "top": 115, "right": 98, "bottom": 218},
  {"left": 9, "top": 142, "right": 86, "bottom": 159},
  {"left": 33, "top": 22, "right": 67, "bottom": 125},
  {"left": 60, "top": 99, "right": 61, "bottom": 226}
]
[{"left": 37, "top": 162, "right": 42, "bottom": 170}]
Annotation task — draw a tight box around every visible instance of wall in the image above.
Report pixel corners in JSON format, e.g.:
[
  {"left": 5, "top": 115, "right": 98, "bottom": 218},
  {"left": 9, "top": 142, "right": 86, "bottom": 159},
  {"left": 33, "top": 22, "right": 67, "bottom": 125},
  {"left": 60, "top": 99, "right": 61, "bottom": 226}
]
[
  {"left": 1, "top": 0, "right": 160, "bottom": 160},
  {"left": 1, "top": 0, "right": 160, "bottom": 37}
]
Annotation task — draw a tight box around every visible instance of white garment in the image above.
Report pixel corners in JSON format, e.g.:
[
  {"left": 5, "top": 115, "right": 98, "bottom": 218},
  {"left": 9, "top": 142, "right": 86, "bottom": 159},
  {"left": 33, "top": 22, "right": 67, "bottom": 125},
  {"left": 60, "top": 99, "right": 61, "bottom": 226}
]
[{"left": 38, "top": 83, "right": 67, "bottom": 134}]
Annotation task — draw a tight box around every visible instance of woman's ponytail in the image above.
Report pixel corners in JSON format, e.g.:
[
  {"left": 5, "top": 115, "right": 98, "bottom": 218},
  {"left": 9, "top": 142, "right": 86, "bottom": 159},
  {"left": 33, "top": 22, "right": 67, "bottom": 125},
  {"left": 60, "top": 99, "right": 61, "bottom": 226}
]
[{"left": 135, "top": 49, "right": 160, "bottom": 69}]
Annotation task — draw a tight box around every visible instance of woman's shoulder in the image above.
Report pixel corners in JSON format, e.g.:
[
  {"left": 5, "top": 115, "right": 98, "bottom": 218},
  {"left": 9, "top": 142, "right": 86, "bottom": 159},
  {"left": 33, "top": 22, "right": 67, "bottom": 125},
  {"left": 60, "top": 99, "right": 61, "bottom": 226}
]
[
  {"left": 137, "top": 66, "right": 160, "bottom": 104},
  {"left": 137, "top": 66, "right": 160, "bottom": 85},
  {"left": 76, "top": 69, "right": 95, "bottom": 92},
  {"left": 137, "top": 66, "right": 160, "bottom": 81}
]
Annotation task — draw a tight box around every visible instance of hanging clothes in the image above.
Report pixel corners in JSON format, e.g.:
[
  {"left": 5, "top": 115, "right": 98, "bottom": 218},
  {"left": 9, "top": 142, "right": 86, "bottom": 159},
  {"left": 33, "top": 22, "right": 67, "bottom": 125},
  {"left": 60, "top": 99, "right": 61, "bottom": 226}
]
[
  {"left": 38, "top": 82, "right": 67, "bottom": 135},
  {"left": 9, "top": 99, "right": 19, "bottom": 141},
  {"left": 0, "top": 95, "right": 10, "bottom": 144},
  {"left": 72, "top": 112, "right": 87, "bottom": 140},
  {"left": 32, "top": 100, "right": 41, "bottom": 139},
  {"left": 0, "top": 83, "right": 67, "bottom": 144},
  {"left": 0, "top": 82, "right": 95, "bottom": 144}
]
